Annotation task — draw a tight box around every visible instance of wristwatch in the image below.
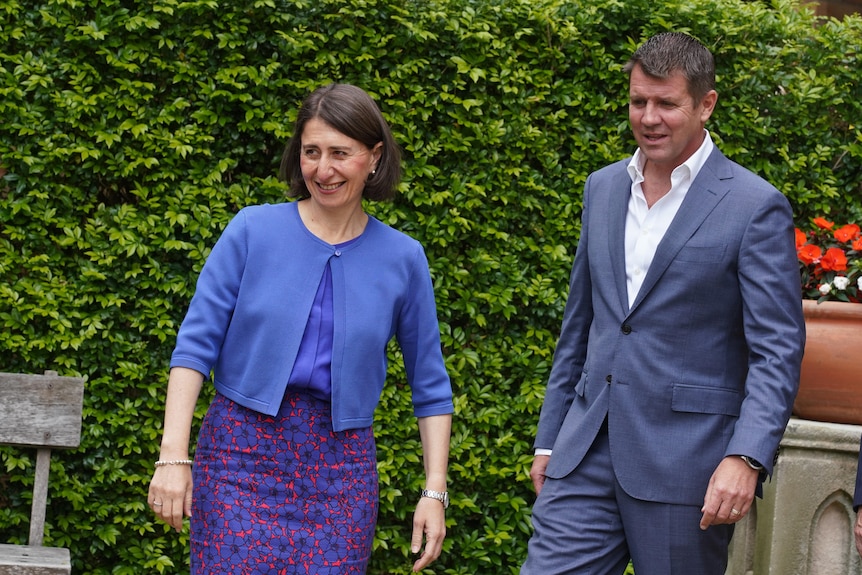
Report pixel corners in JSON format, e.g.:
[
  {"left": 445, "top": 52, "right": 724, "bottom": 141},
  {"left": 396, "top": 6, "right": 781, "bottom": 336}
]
[
  {"left": 739, "top": 455, "right": 764, "bottom": 471},
  {"left": 421, "top": 489, "right": 449, "bottom": 509}
]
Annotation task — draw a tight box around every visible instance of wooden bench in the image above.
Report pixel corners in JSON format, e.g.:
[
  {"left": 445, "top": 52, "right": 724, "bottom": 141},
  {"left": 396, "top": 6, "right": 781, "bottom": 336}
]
[{"left": 0, "top": 370, "right": 85, "bottom": 575}]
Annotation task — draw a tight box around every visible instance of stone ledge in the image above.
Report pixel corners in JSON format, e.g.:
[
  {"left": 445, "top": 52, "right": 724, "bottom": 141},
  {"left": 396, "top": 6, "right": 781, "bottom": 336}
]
[{"left": 782, "top": 417, "right": 862, "bottom": 452}]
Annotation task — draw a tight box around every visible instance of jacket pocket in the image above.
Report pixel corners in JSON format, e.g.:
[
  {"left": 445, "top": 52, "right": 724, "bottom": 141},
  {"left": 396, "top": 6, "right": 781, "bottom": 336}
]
[
  {"left": 574, "top": 369, "right": 587, "bottom": 397},
  {"left": 675, "top": 245, "right": 726, "bottom": 263},
  {"left": 671, "top": 383, "right": 741, "bottom": 416}
]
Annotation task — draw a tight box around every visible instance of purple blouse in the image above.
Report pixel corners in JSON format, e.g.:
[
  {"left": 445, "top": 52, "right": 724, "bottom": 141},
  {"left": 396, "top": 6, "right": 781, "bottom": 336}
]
[{"left": 286, "top": 238, "right": 358, "bottom": 401}]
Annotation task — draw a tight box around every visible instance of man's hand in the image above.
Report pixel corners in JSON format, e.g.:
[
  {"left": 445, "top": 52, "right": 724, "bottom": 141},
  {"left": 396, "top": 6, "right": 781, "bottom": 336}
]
[
  {"left": 700, "top": 456, "right": 759, "bottom": 530},
  {"left": 530, "top": 454, "right": 551, "bottom": 495}
]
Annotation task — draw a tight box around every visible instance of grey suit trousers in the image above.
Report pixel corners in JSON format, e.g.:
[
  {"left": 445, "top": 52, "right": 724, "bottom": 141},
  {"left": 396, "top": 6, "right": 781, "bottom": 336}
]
[{"left": 521, "top": 421, "right": 733, "bottom": 575}]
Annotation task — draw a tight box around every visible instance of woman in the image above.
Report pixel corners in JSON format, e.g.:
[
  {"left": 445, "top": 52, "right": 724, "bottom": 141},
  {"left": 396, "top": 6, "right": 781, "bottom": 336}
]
[{"left": 148, "top": 83, "right": 453, "bottom": 574}]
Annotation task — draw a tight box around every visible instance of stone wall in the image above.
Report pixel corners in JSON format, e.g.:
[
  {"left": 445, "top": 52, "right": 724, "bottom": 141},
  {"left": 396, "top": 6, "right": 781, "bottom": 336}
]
[{"left": 726, "top": 418, "right": 861, "bottom": 575}]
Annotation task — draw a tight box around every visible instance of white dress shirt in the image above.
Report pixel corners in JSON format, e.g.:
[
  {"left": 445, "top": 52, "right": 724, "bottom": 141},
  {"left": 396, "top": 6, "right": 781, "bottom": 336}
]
[{"left": 624, "top": 131, "right": 714, "bottom": 306}]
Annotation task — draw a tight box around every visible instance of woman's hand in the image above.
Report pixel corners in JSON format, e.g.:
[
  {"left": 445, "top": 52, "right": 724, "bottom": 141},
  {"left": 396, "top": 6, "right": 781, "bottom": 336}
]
[
  {"left": 413, "top": 414, "right": 452, "bottom": 571},
  {"left": 411, "top": 496, "right": 446, "bottom": 572},
  {"left": 148, "top": 463, "right": 193, "bottom": 532},
  {"left": 148, "top": 367, "right": 203, "bottom": 533}
]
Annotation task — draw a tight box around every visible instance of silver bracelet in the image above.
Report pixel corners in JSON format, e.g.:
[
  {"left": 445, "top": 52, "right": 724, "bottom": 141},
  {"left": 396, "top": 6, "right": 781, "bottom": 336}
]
[{"left": 154, "top": 459, "right": 194, "bottom": 467}]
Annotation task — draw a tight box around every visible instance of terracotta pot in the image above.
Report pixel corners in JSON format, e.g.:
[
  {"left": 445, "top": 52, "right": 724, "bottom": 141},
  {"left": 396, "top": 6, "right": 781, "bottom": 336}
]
[{"left": 793, "top": 299, "right": 862, "bottom": 425}]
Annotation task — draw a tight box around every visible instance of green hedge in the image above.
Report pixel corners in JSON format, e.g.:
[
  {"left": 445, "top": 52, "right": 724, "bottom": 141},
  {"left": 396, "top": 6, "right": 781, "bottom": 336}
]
[{"left": 1, "top": 0, "right": 860, "bottom": 573}]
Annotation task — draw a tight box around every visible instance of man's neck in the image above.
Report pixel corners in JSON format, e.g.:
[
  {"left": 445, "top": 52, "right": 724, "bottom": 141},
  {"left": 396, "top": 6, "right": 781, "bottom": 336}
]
[{"left": 641, "top": 160, "right": 673, "bottom": 208}]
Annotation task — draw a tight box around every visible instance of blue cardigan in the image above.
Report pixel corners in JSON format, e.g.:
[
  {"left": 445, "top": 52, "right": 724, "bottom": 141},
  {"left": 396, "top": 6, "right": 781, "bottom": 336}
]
[{"left": 170, "top": 202, "right": 454, "bottom": 431}]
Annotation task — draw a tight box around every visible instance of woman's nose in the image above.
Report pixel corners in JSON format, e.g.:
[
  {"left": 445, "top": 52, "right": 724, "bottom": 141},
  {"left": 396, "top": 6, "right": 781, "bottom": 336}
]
[{"left": 317, "top": 153, "right": 334, "bottom": 175}]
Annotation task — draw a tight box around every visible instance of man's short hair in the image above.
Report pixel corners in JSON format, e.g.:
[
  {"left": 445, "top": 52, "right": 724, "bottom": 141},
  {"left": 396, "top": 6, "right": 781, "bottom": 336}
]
[{"left": 623, "top": 32, "right": 716, "bottom": 103}]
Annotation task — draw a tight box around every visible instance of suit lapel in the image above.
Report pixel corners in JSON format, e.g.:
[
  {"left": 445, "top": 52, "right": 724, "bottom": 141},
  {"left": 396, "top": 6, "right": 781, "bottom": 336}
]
[
  {"left": 607, "top": 168, "right": 632, "bottom": 314},
  {"left": 627, "top": 149, "right": 734, "bottom": 313}
]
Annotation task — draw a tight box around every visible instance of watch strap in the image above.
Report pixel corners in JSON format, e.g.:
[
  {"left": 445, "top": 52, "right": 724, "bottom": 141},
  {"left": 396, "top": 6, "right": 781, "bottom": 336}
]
[{"left": 420, "top": 489, "right": 449, "bottom": 509}]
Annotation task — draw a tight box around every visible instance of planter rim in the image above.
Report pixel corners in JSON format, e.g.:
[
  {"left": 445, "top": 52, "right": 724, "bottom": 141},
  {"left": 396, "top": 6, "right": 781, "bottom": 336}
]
[{"left": 801, "top": 298, "right": 862, "bottom": 320}]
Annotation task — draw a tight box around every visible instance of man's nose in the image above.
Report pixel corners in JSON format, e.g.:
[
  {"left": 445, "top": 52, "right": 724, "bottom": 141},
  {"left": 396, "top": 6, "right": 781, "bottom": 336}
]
[{"left": 641, "top": 103, "right": 660, "bottom": 125}]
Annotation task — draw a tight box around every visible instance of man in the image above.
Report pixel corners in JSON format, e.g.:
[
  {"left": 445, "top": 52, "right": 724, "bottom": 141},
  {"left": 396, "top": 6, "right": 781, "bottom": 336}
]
[
  {"left": 521, "top": 32, "right": 805, "bottom": 575},
  {"left": 855, "top": 436, "right": 861, "bottom": 557}
]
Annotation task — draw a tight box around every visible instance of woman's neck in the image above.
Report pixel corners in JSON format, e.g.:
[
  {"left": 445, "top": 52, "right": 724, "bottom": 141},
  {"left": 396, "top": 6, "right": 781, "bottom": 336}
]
[{"left": 297, "top": 199, "right": 368, "bottom": 244}]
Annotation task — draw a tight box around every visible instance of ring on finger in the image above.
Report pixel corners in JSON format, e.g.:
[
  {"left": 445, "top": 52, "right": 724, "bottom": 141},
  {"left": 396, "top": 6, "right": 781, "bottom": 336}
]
[
  {"left": 730, "top": 508, "right": 740, "bottom": 516},
  {"left": 152, "top": 502, "right": 163, "bottom": 507}
]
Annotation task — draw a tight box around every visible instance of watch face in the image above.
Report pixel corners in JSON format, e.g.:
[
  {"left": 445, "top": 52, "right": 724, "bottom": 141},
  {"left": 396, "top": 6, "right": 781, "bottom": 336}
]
[{"left": 741, "top": 456, "right": 763, "bottom": 470}]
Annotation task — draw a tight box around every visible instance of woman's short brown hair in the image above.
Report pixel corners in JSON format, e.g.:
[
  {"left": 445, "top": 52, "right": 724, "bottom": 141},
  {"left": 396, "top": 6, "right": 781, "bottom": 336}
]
[{"left": 279, "top": 83, "right": 402, "bottom": 201}]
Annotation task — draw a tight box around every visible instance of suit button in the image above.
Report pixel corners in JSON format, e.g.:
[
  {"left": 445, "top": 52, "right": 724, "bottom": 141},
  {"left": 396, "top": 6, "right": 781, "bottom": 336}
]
[
  {"left": 605, "top": 375, "right": 612, "bottom": 384},
  {"left": 621, "top": 324, "right": 632, "bottom": 334}
]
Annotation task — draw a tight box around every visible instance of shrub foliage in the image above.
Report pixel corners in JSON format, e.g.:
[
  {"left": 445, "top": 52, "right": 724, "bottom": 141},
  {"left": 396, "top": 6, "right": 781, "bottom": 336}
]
[{"left": 1, "top": 0, "right": 860, "bottom": 573}]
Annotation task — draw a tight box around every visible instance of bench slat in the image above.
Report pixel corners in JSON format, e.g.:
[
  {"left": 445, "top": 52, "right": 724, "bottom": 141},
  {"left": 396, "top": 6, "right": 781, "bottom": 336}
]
[
  {"left": 0, "top": 372, "right": 84, "bottom": 449},
  {"left": 0, "top": 543, "right": 71, "bottom": 574}
]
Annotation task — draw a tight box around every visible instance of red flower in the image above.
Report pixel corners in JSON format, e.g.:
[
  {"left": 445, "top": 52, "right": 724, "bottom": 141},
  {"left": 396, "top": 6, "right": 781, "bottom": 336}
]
[
  {"left": 797, "top": 243, "right": 821, "bottom": 265},
  {"left": 813, "top": 217, "right": 834, "bottom": 230},
  {"left": 820, "top": 247, "right": 847, "bottom": 272},
  {"left": 834, "top": 224, "right": 861, "bottom": 243},
  {"left": 795, "top": 228, "right": 807, "bottom": 248}
]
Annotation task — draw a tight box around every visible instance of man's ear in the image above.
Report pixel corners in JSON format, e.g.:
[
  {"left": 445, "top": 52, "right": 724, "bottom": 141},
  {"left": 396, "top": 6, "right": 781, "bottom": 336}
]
[{"left": 700, "top": 90, "right": 718, "bottom": 123}]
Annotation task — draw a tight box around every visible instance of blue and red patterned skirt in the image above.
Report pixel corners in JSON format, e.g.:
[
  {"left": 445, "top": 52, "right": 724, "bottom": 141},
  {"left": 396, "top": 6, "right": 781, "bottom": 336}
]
[{"left": 191, "top": 391, "right": 378, "bottom": 574}]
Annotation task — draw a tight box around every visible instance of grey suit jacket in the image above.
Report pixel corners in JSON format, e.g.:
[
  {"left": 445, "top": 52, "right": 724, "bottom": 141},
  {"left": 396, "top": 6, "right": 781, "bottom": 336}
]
[{"left": 535, "top": 147, "right": 805, "bottom": 506}]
